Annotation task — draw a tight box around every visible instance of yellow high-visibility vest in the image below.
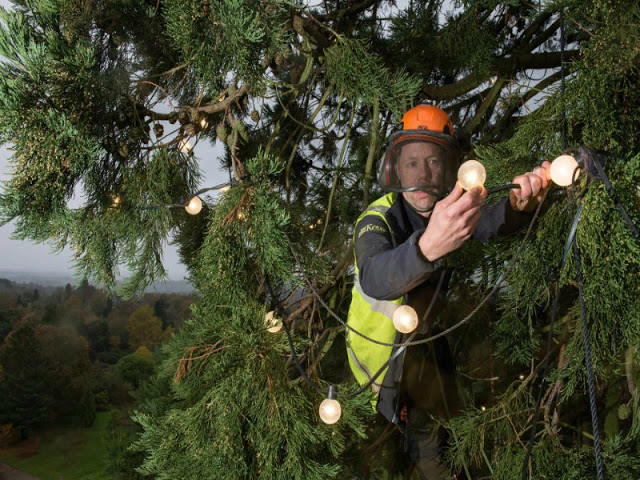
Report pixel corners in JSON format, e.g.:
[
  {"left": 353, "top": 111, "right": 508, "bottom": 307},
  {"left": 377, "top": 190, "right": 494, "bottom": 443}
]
[{"left": 346, "top": 193, "right": 403, "bottom": 404}]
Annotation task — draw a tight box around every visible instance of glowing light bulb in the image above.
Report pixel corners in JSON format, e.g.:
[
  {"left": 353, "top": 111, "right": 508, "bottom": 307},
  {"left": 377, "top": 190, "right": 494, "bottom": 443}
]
[
  {"left": 179, "top": 139, "right": 193, "bottom": 154},
  {"left": 457, "top": 160, "right": 487, "bottom": 190},
  {"left": 309, "top": 224, "right": 315, "bottom": 230},
  {"left": 319, "top": 386, "right": 341, "bottom": 424},
  {"left": 519, "top": 374, "right": 525, "bottom": 381},
  {"left": 185, "top": 196, "right": 203, "bottom": 215},
  {"left": 200, "top": 118, "right": 209, "bottom": 129},
  {"left": 111, "top": 195, "right": 121, "bottom": 208},
  {"left": 265, "top": 311, "right": 282, "bottom": 333},
  {"left": 550, "top": 154, "right": 580, "bottom": 186},
  {"left": 481, "top": 405, "right": 487, "bottom": 412},
  {"left": 392, "top": 305, "right": 418, "bottom": 334},
  {"left": 220, "top": 184, "right": 231, "bottom": 193}
]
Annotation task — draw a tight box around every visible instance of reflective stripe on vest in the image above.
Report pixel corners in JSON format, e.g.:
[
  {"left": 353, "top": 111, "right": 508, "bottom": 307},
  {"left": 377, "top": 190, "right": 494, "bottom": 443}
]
[{"left": 346, "top": 193, "right": 403, "bottom": 401}]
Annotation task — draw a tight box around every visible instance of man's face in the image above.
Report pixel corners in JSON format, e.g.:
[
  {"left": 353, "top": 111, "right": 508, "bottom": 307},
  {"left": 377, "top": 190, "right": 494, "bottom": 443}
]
[{"left": 395, "top": 142, "right": 446, "bottom": 216}]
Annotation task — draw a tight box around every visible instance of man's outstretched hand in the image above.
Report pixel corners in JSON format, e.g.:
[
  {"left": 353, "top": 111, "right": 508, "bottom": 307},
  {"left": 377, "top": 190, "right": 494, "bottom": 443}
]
[
  {"left": 509, "top": 161, "right": 552, "bottom": 212},
  {"left": 418, "top": 183, "right": 487, "bottom": 262}
]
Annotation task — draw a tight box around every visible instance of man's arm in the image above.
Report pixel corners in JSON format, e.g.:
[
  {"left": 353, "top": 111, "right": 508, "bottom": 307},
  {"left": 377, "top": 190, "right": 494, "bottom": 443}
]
[
  {"left": 472, "top": 197, "right": 534, "bottom": 243},
  {"left": 473, "top": 160, "right": 553, "bottom": 242},
  {"left": 355, "top": 215, "right": 442, "bottom": 301}
]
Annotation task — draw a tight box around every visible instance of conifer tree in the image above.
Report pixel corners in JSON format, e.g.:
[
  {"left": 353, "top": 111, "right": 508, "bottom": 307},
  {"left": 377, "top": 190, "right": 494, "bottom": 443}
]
[{"left": 0, "top": 0, "right": 639, "bottom": 478}]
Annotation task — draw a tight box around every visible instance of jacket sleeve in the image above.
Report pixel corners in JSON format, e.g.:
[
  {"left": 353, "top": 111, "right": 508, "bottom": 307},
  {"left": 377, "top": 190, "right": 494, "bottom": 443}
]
[
  {"left": 354, "top": 215, "right": 443, "bottom": 301},
  {"left": 472, "top": 197, "right": 534, "bottom": 243}
]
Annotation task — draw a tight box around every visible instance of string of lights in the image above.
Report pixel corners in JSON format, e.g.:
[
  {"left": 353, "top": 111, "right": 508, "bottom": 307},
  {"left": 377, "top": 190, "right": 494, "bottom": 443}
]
[
  {"left": 265, "top": 263, "right": 446, "bottom": 423},
  {"left": 116, "top": 111, "right": 638, "bottom": 433},
  {"left": 134, "top": 182, "right": 232, "bottom": 214},
  {"left": 283, "top": 184, "right": 548, "bottom": 349}
]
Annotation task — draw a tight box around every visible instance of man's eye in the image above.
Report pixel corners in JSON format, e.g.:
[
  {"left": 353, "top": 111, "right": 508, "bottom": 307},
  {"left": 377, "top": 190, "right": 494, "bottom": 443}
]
[
  {"left": 407, "top": 161, "right": 418, "bottom": 168},
  {"left": 428, "top": 158, "right": 440, "bottom": 165}
]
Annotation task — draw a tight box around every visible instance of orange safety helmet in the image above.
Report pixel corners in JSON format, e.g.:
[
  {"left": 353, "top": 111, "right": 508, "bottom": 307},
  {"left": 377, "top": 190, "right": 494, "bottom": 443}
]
[{"left": 377, "top": 105, "right": 460, "bottom": 212}]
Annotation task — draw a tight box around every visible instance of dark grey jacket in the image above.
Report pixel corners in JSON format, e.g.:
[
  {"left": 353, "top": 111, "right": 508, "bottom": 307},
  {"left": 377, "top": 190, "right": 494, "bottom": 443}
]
[{"left": 354, "top": 193, "right": 532, "bottom": 423}]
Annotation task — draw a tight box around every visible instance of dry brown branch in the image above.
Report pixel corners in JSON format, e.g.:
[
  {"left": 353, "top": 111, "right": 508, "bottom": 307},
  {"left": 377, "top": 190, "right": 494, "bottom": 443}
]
[
  {"left": 222, "top": 188, "right": 252, "bottom": 227},
  {"left": 543, "top": 345, "right": 566, "bottom": 436},
  {"left": 174, "top": 340, "right": 228, "bottom": 383}
]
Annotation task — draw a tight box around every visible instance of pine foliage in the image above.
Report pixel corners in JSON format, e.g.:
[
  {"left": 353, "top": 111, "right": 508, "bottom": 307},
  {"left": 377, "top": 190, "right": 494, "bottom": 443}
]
[{"left": 0, "top": 0, "right": 639, "bottom": 478}]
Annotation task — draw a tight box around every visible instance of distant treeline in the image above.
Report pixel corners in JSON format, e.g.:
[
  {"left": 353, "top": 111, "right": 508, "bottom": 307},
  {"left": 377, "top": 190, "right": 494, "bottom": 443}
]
[{"left": 0, "top": 278, "right": 195, "bottom": 445}]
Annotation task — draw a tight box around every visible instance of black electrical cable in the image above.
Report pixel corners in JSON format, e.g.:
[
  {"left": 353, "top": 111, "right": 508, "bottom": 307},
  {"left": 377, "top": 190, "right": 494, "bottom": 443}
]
[
  {"left": 386, "top": 183, "right": 521, "bottom": 197},
  {"left": 574, "top": 233, "right": 606, "bottom": 480},
  {"left": 384, "top": 185, "right": 442, "bottom": 196},
  {"left": 560, "top": 10, "right": 567, "bottom": 150},
  {"left": 287, "top": 190, "right": 547, "bottom": 349},
  {"left": 487, "top": 183, "right": 520, "bottom": 194},
  {"left": 521, "top": 201, "right": 583, "bottom": 480},
  {"left": 271, "top": 256, "right": 445, "bottom": 399},
  {"left": 590, "top": 154, "right": 640, "bottom": 239},
  {"left": 334, "top": 269, "right": 446, "bottom": 399},
  {"left": 138, "top": 182, "right": 233, "bottom": 210},
  {"left": 193, "top": 181, "right": 233, "bottom": 197}
]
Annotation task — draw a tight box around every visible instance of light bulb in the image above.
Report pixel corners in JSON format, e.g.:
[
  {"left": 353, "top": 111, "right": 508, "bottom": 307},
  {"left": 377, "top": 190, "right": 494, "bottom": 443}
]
[
  {"left": 550, "top": 154, "right": 579, "bottom": 186},
  {"left": 179, "top": 139, "right": 193, "bottom": 154},
  {"left": 199, "top": 118, "right": 209, "bottom": 129},
  {"left": 481, "top": 405, "right": 487, "bottom": 412},
  {"left": 319, "top": 386, "right": 341, "bottom": 424},
  {"left": 111, "top": 195, "right": 121, "bottom": 208},
  {"left": 392, "top": 305, "right": 418, "bottom": 334},
  {"left": 519, "top": 374, "right": 525, "bottom": 381},
  {"left": 457, "top": 160, "right": 487, "bottom": 190},
  {"left": 185, "top": 196, "right": 203, "bottom": 215},
  {"left": 265, "top": 311, "right": 282, "bottom": 333}
]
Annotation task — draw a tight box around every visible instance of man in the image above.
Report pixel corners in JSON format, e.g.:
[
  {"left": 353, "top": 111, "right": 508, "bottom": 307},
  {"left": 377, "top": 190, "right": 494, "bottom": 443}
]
[{"left": 346, "top": 104, "right": 551, "bottom": 478}]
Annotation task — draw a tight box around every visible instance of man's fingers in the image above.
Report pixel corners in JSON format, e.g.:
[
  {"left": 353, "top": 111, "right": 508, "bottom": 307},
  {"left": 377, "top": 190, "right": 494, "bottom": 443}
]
[
  {"left": 528, "top": 173, "right": 542, "bottom": 196},
  {"left": 450, "top": 186, "right": 486, "bottom": 215},
  {"left": 460, "top": 208, "right": 482, "bottom": 237},
  {"left": 468, "top": 208, "right": 482, "bottom": 231},
  {"left": 533, "top": 167, "right": 549, "bottom": 189},
  {"left": 460, "top": 205, "right": 481, "bottom": 223},
  {"left": 514, "top": 175, "right": 532, "bottom": 200},
  {"left": 438, "top": 182, "right": 463, "bottom": 208}
]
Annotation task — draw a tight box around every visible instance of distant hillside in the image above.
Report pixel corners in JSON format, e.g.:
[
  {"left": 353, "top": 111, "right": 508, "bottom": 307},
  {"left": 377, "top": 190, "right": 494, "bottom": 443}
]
[{"left": 0, "top": 270, "right": 195, "bottom": 294}]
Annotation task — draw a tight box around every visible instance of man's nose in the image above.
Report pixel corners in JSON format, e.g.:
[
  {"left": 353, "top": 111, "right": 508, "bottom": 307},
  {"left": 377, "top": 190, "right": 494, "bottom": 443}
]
[{"left": 415, "top": 160, "right": 431, "bottom": 181}]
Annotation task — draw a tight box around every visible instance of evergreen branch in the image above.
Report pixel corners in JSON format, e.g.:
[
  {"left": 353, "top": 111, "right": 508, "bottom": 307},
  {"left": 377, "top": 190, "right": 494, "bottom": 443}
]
[
  {"left": 485, "top": 70, "right": 563, "bottom": 142},
  {"left": 464, "top": 78, "right": 507, "bottom": 135},
  {"left": 274, "top": 85, "right": 328, "bottom": 134},
  {"left": 314, "top": 0, "right": 381, "bottom": 21},
  {"left": 625, "top": 345, "right": 638, "bottom": 401},
  {"left": 517, "top": 12, "right": 560, "bottom": 54},
  {"left": 362, "top": 97, "right": 379, "bottom": 208},
  {"left": 197, "top": 84, "right": 249, "bottom": 115},
  {"left": 422, "top": 51, "right": 579, "bottom": 101},
  {"left": 291, "top": 12, "right": 332, "bottom": 49},
  {"left": 317, "top": 103, "right": 355, "bottom": 251},
  {"left": 174, "top": 340, "right": 229, "bottom": 383},
  {"left": 517, "top": 9, "right": 555, "bottom": 49},
  {"left": 285, "top": 83, "right": 334, "bottom": 199}
]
